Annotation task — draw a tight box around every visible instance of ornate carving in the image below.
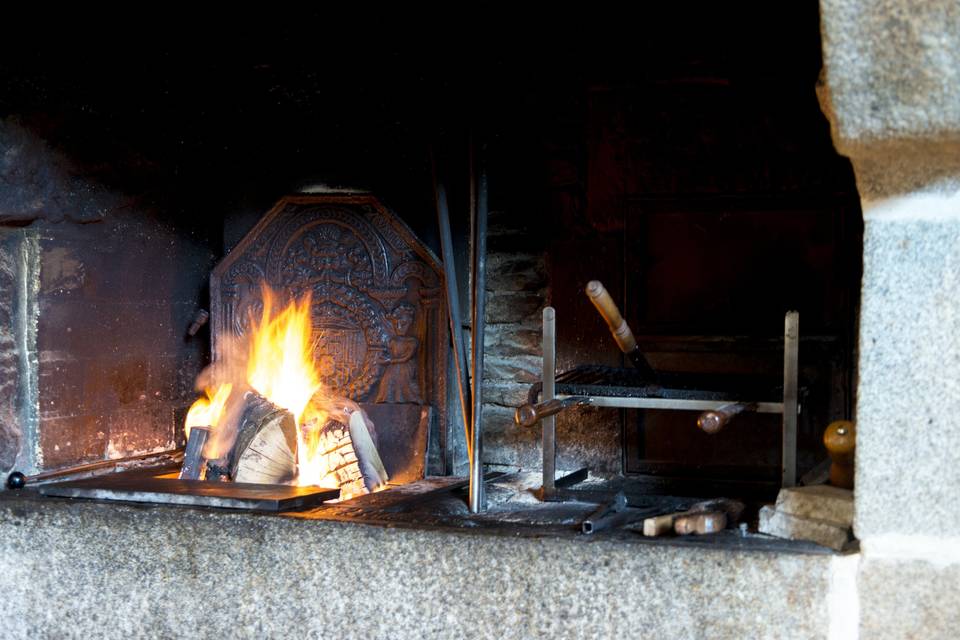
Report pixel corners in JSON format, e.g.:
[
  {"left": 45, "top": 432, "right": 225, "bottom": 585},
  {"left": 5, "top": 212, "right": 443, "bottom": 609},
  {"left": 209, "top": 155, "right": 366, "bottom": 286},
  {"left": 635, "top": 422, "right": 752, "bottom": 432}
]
[
  {"left": 210, "top": 196, "right": 446, "bottom": 426},
  {"left": 374, "top": 303, "right": 421, "bottom": 403}
]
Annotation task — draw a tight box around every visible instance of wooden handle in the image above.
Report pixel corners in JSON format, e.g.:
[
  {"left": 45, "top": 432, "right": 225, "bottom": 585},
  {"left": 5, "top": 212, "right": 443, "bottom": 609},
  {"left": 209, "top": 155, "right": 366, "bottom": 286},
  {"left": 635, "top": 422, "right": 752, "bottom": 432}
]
[
  {"left": 515, "top": 397, "right": 589, "bottom": 427},
  {"left": 674, "top": 511, "right": 727, "bottom": 535},
  {"left": 643, "top": 512, "right": 680, "bottom": 537},
  {"left": 515, "top": 399, "right": 564, "bottom": 427},
  {"left": 696, "top": 402, "right": 757, "bottom": 435},
  {"left": 642, "top": 499, "right": 742, "bottom": 537},
  {"left": 643, "top": 510, "right": 728, "bottom": 536},
  {"left": 824, "top": 420, "right": 855, "bottom": 489},
  {"left": 585, "top": 280, "right": 637, "bottom": 353}
]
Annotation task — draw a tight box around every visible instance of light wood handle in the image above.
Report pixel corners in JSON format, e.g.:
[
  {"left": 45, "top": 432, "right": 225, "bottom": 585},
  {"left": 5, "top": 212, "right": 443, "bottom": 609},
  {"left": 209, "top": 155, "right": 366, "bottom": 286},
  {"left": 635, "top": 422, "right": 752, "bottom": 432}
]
[
  {"left": 824, "top": 420, "right": 855, "bottom": 489},
  {"left": 674, "top": 511, "right": 727, "bottom": 535},
  {"left": 585, "top": 280, "right": 637, "bottom": 353},
  {"left": 643, "top": 513, "right": 680, "bottom": 537}
]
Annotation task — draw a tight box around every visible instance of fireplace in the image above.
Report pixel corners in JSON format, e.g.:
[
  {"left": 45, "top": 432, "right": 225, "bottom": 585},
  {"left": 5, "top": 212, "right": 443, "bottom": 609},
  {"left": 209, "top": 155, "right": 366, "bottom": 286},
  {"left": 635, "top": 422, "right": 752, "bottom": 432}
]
[{"left": 2, "top": 5, "right": 958, "bottom": 637}]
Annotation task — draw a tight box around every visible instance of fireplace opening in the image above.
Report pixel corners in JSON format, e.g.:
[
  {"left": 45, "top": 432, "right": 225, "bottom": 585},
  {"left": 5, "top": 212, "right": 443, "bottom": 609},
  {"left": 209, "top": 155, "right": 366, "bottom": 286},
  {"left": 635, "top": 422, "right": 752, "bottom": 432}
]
[{"left": 0, "top": 8, "right": 860, "bottom": 545}]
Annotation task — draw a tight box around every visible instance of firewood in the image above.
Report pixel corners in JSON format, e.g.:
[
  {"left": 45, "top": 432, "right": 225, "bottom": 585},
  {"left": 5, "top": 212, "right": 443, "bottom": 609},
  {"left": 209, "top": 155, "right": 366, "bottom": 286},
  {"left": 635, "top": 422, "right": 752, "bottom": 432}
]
[
  {"left": 349, "top": 409, "right": 389, "bottom": 491},
  {"left": 298, "top": 396, "right": 389, "bottom": 497},
  {"left": 228, "top": 391, "right": 298, "bottom": 484}
]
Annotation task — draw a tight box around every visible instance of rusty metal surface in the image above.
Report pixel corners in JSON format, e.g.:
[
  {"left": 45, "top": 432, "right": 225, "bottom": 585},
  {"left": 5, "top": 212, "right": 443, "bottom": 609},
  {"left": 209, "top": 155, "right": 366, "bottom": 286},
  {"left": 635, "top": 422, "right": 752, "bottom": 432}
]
[{"left": 210, "top": 195, "right": 447, "bottom": 479}]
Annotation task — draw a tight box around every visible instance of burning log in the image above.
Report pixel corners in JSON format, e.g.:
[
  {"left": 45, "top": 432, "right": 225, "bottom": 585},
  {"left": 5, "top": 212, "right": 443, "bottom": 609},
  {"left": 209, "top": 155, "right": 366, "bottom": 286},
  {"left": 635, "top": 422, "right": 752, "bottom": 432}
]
[
  {"left": 206, "top": 390, "right": 298, "bottom": 484},
  {"left": 299, "top": 397, "right": 389, "bottom": 497}
]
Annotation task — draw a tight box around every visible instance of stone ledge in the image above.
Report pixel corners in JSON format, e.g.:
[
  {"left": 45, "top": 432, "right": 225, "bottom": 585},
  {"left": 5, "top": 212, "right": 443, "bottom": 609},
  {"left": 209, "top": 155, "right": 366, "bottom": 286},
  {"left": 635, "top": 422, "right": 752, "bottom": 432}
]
[{"left": 0, "top": 495, "right": 835, "bottom": 639}]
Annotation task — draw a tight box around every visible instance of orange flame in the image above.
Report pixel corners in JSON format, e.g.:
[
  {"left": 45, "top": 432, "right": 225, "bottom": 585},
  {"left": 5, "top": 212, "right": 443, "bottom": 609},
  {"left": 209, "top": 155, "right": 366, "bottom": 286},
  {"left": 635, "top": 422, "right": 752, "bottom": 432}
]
[
  {"left": 246, "top": 287, "right": 321, "bottom": 425},
  {"left": 184, "top": 383, "right": 233, "bottom": 440},
  {"left": 182, "top": 284, "right": 366, "bottom": 492}
]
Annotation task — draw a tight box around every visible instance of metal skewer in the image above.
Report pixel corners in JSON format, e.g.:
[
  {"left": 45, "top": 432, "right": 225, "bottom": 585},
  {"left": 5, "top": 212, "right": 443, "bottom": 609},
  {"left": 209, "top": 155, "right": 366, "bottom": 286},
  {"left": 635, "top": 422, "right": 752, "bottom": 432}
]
[{"left": 432, "top": 152, "right": 473, "bottom": 468}]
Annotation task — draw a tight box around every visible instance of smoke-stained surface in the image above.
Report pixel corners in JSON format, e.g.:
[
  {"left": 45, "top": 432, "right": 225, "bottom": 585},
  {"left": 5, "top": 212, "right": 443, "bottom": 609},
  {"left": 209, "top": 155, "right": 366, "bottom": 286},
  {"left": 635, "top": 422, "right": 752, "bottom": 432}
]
[{"left": 0, "top": 119, "right": 120, "bottom": 224}]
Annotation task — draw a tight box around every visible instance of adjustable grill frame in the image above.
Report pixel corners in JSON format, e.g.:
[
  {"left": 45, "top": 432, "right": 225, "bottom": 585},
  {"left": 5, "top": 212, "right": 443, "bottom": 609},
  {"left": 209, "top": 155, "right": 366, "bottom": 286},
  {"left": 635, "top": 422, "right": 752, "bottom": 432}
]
[{"left": 531, "top": 308, "right": 800, "bottom": 501}]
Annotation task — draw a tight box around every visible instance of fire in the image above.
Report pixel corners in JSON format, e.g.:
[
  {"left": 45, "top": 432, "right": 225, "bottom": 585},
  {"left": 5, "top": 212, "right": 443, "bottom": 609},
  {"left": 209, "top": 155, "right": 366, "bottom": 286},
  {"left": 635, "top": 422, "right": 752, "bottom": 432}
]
[
  {"left": 184, "top": 383, "right": 233, "bottom": 440},
  {"left": 243, "top": 287, "right": 341, "bottom": 489},
  {"left": 296, "top": 406, "right": 331, "bottom": 487},
  {"left": 245, "top": 287, "right": 321, "bottom": 425},
  {"left": 183, "top": 284, "right": 381, "bottom": 498}
]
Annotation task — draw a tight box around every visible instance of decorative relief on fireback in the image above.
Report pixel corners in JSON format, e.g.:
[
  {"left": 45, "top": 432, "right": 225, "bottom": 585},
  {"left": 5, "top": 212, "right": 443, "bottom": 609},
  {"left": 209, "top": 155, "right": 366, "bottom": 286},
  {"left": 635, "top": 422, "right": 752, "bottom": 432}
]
[{"left": 211, "top": 196, "right": 444, "bottom": 415}]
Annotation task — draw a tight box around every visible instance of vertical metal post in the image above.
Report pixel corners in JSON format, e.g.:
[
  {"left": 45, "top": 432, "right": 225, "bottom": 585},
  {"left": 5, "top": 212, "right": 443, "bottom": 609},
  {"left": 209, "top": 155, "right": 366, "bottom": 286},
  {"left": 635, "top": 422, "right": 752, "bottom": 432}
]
[
  {"left": 541, "top": 307, "right": 557, "bottom": 497},
  {"left": 469, "top": 152, "right": 488, "bottom": 513},
  {"left": 433, "top": 161, "right": 473, "bottom": 465},
  {"left": 782, "top": 311, "right": 800, "bottom": 487}
]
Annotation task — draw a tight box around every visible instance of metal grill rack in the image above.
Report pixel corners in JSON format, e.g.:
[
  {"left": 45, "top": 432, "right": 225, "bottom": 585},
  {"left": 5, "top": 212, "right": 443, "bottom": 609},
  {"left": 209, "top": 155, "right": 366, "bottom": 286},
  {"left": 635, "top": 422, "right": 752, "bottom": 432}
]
[{"left": 528, "top": 308, "right": 800, "bottom": 501}]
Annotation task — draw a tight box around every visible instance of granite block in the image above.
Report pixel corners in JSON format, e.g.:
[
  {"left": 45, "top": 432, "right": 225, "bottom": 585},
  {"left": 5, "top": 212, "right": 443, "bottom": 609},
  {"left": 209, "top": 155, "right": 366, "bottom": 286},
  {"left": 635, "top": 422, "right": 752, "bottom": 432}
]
[
  {"left": 775, "top": 485, "right": 854, "bottom": 528},
  {"left": 0, "top": 496, "right": 834, "bottom": 639},
  {"left": 820, "top": 0, "right": 960, "bottom": 144},
  {"left": 819, "top": 1, "right": 960, "bottom": 196},
  {"left": 855, "top": 216, "right": 960, "bottom": 539},
  {"left": 758, "top": 506, "right": 850, "bottom": 551},
  {"left": 859, "top": 553, "right": 960, "bottom": 639}
]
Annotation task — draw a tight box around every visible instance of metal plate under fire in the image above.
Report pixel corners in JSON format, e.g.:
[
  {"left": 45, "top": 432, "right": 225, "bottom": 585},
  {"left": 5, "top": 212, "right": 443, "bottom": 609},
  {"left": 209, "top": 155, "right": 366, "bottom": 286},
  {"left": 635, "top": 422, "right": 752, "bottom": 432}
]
[{"left": 39, "top": 472, "right": 340, "bottom": 511}]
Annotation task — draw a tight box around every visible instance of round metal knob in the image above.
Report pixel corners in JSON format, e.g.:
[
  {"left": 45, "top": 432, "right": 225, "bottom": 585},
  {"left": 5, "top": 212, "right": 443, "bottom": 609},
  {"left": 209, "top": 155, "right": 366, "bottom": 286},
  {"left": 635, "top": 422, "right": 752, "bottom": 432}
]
[{"left": 6, "top": 471, "right": 26, "bottom": 490}]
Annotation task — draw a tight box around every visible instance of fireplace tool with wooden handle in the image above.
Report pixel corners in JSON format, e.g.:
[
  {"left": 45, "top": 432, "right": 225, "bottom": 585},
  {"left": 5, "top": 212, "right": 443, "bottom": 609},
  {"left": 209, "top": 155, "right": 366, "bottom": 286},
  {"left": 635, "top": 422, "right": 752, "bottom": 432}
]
[
  {"left": 584, "top": 280, "right": 658, "bottom": 381},
  {"left": 515, "top": 285, "right": 801, "bottom": 501}
]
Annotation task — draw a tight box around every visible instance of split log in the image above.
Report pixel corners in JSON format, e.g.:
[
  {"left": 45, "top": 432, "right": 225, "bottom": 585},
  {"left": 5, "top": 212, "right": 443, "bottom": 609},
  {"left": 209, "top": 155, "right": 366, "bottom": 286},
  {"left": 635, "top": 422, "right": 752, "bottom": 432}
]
[
  {"left": 299, "top": 396, "right": 389, "bottom": 497},
  {"left": 219, "top": 390, "right": 298, "bottom": 484},
  {"left": 349, "top": 409, "right": 389, "bottom": 491}
]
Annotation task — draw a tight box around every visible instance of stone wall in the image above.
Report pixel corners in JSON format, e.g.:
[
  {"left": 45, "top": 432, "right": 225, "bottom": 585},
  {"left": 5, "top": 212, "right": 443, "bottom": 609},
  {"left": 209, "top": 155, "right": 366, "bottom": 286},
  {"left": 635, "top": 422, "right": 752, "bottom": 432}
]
[
  {"left": 480, "top": 210, "right": 549, "bottom": 471},
  {"left": 819, "top": 1, "right": 960, "bottom": 636}
]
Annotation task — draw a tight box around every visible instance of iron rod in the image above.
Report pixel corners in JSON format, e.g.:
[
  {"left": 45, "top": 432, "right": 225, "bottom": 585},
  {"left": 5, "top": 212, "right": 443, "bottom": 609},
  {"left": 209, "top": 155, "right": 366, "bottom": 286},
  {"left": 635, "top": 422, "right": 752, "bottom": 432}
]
[
  {"left": 542, "top": 307, "right": 557, "bottom": 496},
  {"left": 469, "top": 147, "right": 488, "bottom": 513},
  {"left": 433, "top": 158, "right": 473, "bottom": 464},
  {"left": 6, "top": 447, "right": 184, "bottom": 489},
  {"left": 555, "top": 395, "right": 784, "bottom": 413},
  {"left": 782, "top": 311, "right": 800, "bottom": 487}
]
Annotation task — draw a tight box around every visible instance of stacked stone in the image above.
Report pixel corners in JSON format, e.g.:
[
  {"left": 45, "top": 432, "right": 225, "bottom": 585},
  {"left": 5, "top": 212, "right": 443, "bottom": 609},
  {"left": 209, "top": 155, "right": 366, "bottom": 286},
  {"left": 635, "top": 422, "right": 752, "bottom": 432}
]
[
  {"left": 479, "top": 210, "right": 549, "bottom": 471},
  {"left": 758, "top": 485, "right": 854, "bottom": 551}
]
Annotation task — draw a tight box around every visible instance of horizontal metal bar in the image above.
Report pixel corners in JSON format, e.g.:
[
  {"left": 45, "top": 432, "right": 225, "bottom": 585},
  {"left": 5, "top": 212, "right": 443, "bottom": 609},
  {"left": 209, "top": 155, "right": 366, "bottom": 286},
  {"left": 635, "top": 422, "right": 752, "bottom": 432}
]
[
  {"left": 9, "top": 448, "right": 185, "bottom": 488},
  {"left": 556, "top": 394, "right": 785, "bottom": 414},
  {"left": 555, "top": 467, "right": 589, "bottom": 488}
]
